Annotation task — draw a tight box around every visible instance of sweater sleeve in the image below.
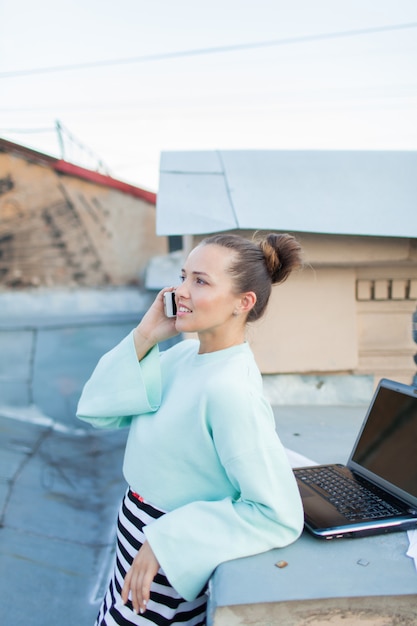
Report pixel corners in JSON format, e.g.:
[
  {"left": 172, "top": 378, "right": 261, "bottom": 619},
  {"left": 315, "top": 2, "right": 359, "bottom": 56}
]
[
  {"left": 76, "top": 331, "right": 161, "bottom": 429},
  {"left": 144, "top": 387, "right": 304, "bottom": 601}
]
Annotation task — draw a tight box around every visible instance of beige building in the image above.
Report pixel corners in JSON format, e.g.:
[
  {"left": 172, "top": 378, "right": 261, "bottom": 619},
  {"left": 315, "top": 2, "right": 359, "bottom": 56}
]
[
  {"left": 156, "top": 150, "right": 417, "bottom": 391},
  {"left": 0, "top": 138, "right": 167, "bottom": 288}
]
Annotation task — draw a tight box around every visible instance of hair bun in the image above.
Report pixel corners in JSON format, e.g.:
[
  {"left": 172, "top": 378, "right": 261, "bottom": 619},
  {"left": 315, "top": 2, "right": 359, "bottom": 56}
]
[
  {"left": 259, "top": 233, "right": 303, "bottom": 284},
  {"left": 200, "top": 231, "right": 303, "bottom": 322}
]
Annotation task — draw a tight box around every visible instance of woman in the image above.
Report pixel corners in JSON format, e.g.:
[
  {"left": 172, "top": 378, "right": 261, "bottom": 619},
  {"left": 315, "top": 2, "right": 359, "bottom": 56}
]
[{"left": 77, "top": 232, "right": 304, "bottom": 625}]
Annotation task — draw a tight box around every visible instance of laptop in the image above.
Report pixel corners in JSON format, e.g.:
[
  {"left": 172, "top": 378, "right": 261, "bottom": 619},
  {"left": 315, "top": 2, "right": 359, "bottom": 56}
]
[{"left": 293, "top": 378, "right": 417, "bottom": 539}]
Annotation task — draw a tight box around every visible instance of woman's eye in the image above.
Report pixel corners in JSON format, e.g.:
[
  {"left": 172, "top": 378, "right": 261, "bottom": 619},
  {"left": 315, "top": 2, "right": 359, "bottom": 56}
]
[
  {"left": 179, "top": 275, "right": 185, "bottom": 283},
  {"left": 196, "top": 277, "right": 206, "bottom": 285}
]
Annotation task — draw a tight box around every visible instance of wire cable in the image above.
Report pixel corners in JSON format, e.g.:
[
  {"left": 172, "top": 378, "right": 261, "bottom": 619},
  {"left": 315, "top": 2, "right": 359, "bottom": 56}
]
[
  {"left": 0, "top": 127, "right": 54, "bottom": 133},
  {"left": 1, "top": 21, "right": 417, "bottom": 79}
]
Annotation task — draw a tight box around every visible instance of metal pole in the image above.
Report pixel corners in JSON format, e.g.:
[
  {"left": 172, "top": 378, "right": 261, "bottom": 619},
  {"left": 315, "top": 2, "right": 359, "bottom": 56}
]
[
  {"left": 413, "top": 308, "right": 417, "bottom": 386},
  {"left": 55, "top": 120, "right": 65, "bottom": 160}
]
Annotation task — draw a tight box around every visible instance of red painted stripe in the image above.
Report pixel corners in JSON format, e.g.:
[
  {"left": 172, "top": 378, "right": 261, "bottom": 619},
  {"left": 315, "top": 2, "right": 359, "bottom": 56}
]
[{"left": 54, "top": 160, "right": 156, "bottom": 204}]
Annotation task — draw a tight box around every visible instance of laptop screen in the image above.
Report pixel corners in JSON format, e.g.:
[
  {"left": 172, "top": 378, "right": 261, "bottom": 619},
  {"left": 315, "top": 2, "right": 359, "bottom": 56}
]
[{"left": 349, "top": 384, "right": 417, "bottom": 500}]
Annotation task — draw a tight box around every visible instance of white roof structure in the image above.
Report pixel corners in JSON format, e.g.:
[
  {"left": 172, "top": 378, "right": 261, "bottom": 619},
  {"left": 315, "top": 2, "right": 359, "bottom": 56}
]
[{"left": 156, "top": 150, "right": 417, "bottom": 238}]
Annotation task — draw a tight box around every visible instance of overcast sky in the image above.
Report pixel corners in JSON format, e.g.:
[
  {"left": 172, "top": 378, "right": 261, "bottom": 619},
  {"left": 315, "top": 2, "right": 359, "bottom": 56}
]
[{"left": 1, "top": 0, "right": 417, "bottom": 191}]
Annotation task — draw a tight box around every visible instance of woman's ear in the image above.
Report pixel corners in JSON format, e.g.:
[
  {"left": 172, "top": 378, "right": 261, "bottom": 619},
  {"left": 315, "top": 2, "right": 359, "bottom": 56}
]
[{"left": 239, "top": 291, "right": 257, "bottom": 314}]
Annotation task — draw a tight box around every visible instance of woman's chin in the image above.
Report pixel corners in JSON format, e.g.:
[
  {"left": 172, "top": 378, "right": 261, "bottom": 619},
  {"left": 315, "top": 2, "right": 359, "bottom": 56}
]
[{"left": 175, "top": 316, "right": 195, "bottom": 333}]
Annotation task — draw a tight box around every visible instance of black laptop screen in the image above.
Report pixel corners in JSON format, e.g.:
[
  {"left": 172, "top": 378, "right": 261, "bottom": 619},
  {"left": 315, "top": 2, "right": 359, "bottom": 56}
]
[{"left": 350, "top": 386, "right": 417, "bottom": 498}]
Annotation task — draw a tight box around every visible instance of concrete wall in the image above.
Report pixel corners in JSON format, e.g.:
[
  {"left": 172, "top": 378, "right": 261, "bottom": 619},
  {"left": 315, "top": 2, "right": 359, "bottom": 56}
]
[{"left": 0, "top": 150, "right": 167, "bottom": 288}]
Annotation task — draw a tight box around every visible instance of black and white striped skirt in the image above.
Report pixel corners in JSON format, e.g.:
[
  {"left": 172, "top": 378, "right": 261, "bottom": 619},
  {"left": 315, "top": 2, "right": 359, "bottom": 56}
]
[{"left": 95, "top": 489, "right": 207, "bottom": 626}]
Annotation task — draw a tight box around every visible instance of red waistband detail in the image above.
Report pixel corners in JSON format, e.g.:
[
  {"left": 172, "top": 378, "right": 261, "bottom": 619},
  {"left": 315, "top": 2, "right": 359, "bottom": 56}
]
[{"left": 131, "top": 491, "right": 145, "bottom": 503}]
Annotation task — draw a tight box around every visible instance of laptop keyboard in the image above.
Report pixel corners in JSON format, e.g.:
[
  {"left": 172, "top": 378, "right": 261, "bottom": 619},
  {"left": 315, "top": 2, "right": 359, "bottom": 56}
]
[{"left": 295, "top": 466, "right": 404, "bottom": 522}]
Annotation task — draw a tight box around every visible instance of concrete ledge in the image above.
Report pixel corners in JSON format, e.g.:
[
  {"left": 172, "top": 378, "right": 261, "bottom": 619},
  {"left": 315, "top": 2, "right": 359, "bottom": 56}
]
[
  {"left": 211, "top": 595, "right": 417, "bottom": 626},
  {"left": 0, "top": 288, "right": 178, "bottom": 423},
  {"left": 0, "top": 287, "right": 153, "bottom": 325},
  {"left": 262, "top": 374, "right": 374, "bottom": 406}
]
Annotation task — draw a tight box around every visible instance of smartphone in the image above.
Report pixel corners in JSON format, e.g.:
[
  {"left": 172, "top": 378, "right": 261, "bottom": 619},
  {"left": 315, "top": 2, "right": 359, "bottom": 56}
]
[{"left": 163, "top": 291, "right": 177, "bottom": 317}]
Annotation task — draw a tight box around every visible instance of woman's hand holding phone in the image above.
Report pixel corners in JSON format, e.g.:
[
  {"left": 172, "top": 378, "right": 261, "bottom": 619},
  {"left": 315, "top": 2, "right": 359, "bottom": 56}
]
[{"left": 133, "top": 288, "right": 178, "bottom": 360}]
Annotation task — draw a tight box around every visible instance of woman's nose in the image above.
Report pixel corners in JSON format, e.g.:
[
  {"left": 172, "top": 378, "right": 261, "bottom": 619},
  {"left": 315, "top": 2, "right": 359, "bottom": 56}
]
[
  {"left": 174, "top": 283, "right": 187, "bottom": 299},
  {"left": 175, "top": 278, "right": 190, "bottom": 302}
]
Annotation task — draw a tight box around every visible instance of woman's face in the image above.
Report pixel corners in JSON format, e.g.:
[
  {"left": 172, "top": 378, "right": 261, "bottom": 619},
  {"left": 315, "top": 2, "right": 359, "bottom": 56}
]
[{"left": 174, "top": 244, "right": 245, "bottom": 351}]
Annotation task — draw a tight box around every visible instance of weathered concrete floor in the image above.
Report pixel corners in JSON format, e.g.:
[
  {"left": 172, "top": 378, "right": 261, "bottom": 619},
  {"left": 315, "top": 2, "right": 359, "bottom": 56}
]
[{"left": 0, "top": 408, "right": 128, "bottom": 625}]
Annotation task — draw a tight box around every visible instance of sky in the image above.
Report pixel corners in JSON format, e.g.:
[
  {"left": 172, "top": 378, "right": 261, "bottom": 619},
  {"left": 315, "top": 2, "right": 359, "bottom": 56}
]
[{"left": 1, "top": 0, "right": 417, "bottom": 192}]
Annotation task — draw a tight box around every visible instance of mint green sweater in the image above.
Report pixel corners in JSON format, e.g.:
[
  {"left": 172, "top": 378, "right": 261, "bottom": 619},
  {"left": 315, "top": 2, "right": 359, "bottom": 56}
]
[{"left": 76, "top": 332, "right": 303, "bottom": 601}]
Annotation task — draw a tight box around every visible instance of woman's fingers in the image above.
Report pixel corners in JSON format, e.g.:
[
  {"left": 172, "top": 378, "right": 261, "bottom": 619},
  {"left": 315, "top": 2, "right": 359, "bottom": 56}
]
[
  {"left": 122, "top": 563, "right": 144, "bottom": 614},
  {"left": 122, "top": 541, "right": 160, "bottom": 615},
  {"left": 121, "top": 567, "right": 133, "bottom": 605}
]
